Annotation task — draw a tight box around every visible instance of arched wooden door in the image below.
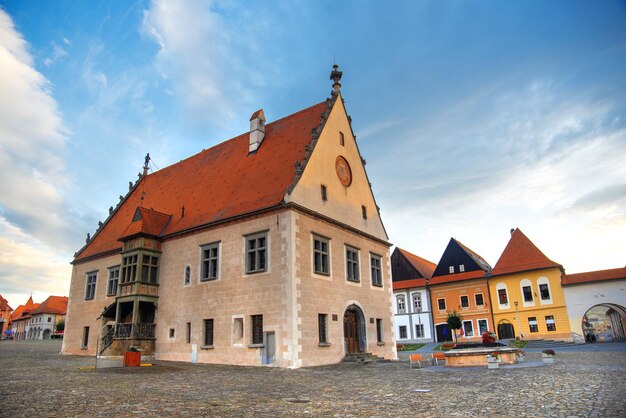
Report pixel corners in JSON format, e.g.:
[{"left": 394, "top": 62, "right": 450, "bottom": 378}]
[
  {"left": 344, "top": 309, "right": 360, "bottom": 354},
  {"left": 497, "top": 323, "right": 515, "bottom": 340}
]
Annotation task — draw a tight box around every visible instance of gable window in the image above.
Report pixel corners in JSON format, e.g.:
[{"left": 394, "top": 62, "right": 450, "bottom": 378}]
[
  {"left": 106, "top": 266, "right": 119, "bottom": 296},
  {"left": 376, "top": 318, "right": 383, "bottom": 343},
  {"left": 346, "top": 246, "right": 360, "bottom": 282},
  {"left": 313, "top": 237, "right": 330, "bottom": 275},
  {"left": 339, "top": 131, "right": 345, "bottom": 146},
  {"left": 475, "top": 294, "right": 484, "bottom": 306},
  {"left": 459, "top": 264, "right": 465, "bottom": 272},
  {"left": 184, "top": 265, "right": 191, "bottom": 286},
  {"left": 251, "top": 314, "right": 263, "bottom": 345},
  {"left": 370, "top": 254, "right": 382, "bottom": 287},
  {"left": 321, "top": 185, "right": 327, "bottom": 201},
  {"left": 462, "top": 320, "right": 474, "bottom": 337},
  {"left": 545, "top": 315, "right": 556, "bottom": 331},
  {"left": 318, "top": 314, "right": 328, "bottom": 344},
  {"left": 438, "top": 298, "right": 446, "bottom": 311},
  {"left": 460, "top": 295, "right": 469, "bottom": 308},
  {"left": 396, "top": 295, "right": 406, "bottom": 314},
  {"left": 203, "top": 319, "right": 214, "bottom": 347},
  {"left": 449, "top": 266, "right": 454, "bottom": 274},
  {"left": 399, "top": 325, "right": 407, "bottom": 339},
  {"left": 528, "top": 317, "right": 539, "bottom": 333},
  {"left": 85, "top": 272, "right": 97, "bottom": 300},
  {"left": 121, "top": 254, "right": 138, "bottom": 283},
  {"left": 412, "top": 293, "right": 422, "bottom": 312},
  {"left": 361, "top": 205, "right": 367, "bottom": 220},
  {"left": 201, "top": 242, "right": 219, "bottom": 281},
  {"left": 141, "top": 255, "right": 159, "bottom": 284},
  {"left": 246, "top": 233, "right": 267, "bottom": 274},
  {"left": 415, "top": 323, "right": 424, "bottom": 338},
  {"left": 522, "top": 285, "right": 533, "bottom": 302}
]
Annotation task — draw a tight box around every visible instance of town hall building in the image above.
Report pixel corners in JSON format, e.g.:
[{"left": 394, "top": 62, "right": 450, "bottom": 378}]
[{"left": 62, "top": 66, "right": 397, "bottom": 368}]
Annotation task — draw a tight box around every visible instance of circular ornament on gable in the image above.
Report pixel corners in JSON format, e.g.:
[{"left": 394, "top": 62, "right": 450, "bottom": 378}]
[{"left": 335, "top": 156, "right": 352, "bottom": 187}]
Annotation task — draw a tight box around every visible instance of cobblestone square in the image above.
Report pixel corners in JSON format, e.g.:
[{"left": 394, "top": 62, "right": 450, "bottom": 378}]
[{"left": 0, "top": 341, "right": 624, "bottom": 417}]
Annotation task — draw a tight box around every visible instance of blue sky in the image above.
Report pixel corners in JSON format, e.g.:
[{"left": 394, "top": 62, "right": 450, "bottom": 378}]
[{"left": 1, "top": 1, "right": 625, "bottom": 310}]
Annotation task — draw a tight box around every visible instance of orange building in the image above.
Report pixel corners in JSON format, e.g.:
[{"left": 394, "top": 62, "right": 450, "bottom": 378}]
[
  {"left": 429, "top": 238, "right": 494, "bottom": 343},
  {"left": 0, "top": 294, "right": 13, "bottom": 338},
  {"left": 11, "top": 296, "right": 40, "bottom": 340}
]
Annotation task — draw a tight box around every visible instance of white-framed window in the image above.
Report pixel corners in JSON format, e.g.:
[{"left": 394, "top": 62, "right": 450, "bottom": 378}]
[
  {"left": 462, "top": 320, "right": 474, "bottom": 337},
  {"left": 397, "top": 295, "right": 406, "bottom": 314},
  {"left": 478, "top": 319, "right": 488, "bottom": 335},
  {"left": 528, "top": 317, "right": 539, "bottom": 333},
  {"left": 370, "top": 254, "right": 383, "bottom": 287},
  {"left": 346, "top": 246, "right": 360, "bottom": 282},
  {"left": 537, "top": 277, "right": 553, "bottom": 305},
  {"left": 106, "top": 266, "right": 120, "bottom": 296},
  {"left": 496, "top": 282, "right": 509, "bottom": 308},
  {"left": 246, "top": 232, "right": 267, "bottom": 274},
  {"left": 545, "top": 315, "right": 556, "bottom": 331},
  {"left": 437, "top": 298, "right": 446, "bottom": 311},
  {"left": 474, "top": 293, "right": 484, "bottom": 306},
  {"left": 459, "top": 264, "right": 465, "bottom": 272},
  {"left": 460, "top": 295, "right": 469, "bottom": 308},
  {"left": 412, "top": 292, "right": 422, "bottom": 312},
  {"left": 85, "top": 271, "right": 98, "bottom": 300},
  {"left": 183, "top": 265, "right": 191, "bottom": 287},
  {"left": 449, "top": 266, "right": 455, "bottom": 274},
  {"left": 201, "top": 242, "right": 220, "bottom": 281},
  {"left": 520, "top": 278, "right": 535, "bottom": 307},
  {"left": 399, "top": 325, "right": 407, "bottom": 339},
  {"left": 313, "top": 236, "right": 330, "bottom": 275},
  {"left": 415, "top": 323, "right": 424, "bottom": 338}
]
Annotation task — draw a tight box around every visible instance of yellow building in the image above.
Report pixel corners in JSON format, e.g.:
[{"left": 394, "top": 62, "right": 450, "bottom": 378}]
[{"left": 488, "top": 228, "right": 572, "bottom": 341}]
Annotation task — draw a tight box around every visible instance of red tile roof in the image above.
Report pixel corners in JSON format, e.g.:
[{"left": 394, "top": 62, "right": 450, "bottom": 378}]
[
  {"left": 491, "top": 228, "right": 561, "bottom": 276},
  {"left": 119, "top": 207, "right": 172, "bottom": 241},
  {"left": 428, "top": 270, "right": 487, "bottom": 286},
  {"left": 562, "top": 266, "right": 626, "bottom": 286},
  {"left": 31, "top": 296, "right": 68, "bottom": 315},
  {"left": 393, "top": 278, "right": 427, "bottom": 290},
  {"left": 397, "top": 248, "right": 436, "bottom": 280},
  {"left": 11, "top": 297, "right": 40, "bottom": 321},
  {"left": 76, "top": 101, "right": 329, "bottom": 262},
  {"left": 0, "top": 294, "right": 12, "bottom": 311}
]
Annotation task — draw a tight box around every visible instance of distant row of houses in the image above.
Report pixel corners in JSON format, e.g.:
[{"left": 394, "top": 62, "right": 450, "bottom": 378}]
[
  {"left": 0, "top": 295, "right": 68, "bottom": 340},
  {"left": 392, "top": 228, "right": 626, "bottom": 344}
]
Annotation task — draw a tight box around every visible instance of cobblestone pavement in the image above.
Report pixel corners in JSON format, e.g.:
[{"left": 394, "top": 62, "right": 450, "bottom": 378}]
[{"left": 0, "top": 341, "right": 624, "bottom": 417}]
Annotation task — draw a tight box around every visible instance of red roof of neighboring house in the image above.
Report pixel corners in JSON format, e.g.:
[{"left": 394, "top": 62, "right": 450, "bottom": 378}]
[
  {"left": 76, "top": 101, "right": 329, "bottom": 262},
  {"left": 393, "top": 278, "right": 427, "bottom": 290},
  {"left": 0, "top": 294, "right": 12, "bottom": 311},
  {"left": 428, "top": 270, "right": 487, "bottom": 286},
  {"left": 562, "top": 266, "right": 626, "bottom": 286},
  {"left": 491, "top": 228, "right": 562, "bottom": 276},
  {"left": 31, "top": 296, "right": 68, "bottom": 315},
  {"left": 11, "top": 297, "right": 39, "bottom": 321},
  {"left": 397, "top": 248, "right": 436, "bottom": 280}
]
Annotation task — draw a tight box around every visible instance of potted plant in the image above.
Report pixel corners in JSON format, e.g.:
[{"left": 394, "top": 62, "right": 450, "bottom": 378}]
[
  {"left": 486, "top": 352, "right": 500, "bottom": 369},
  {"left": 542, "top": 349, "right": 555, "bottom": 364},
  {"left": 124, "top": 346, "right": 141, "bottom": 367}
]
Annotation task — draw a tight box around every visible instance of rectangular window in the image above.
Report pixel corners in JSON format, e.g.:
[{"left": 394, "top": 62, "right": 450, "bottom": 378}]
[
  {"left": 415, "top": 323, "right": 424, "bottom": 338},
  {"left": 475, "top": 294, "right": 484, "bottom": 306},
  {"left": 539, "top": 284, "right": 551, "bottom": 300},
  {"left": 370, "top": 254, "right": 382, "bottom": 287},
  {"left": 498, "top": 289, "right": 508, "bottom": 305},
  {"left": 251, "top": 314, "right": 263, "bottom": 345},
  {"left": 106, "top": 267, "right": 120, "bottom": 296},
  {"left": 361, "top": 205, "right": 367, "bottom": 219},
  {"left": 121, "top": 254, "right": 138, "bottom": 283},
  {"left": 141, "top": 255, "right": 159, "bottom": 284},
  {"left": 201, "top": 243, "right": 219, "bottom": 281},
  {"left": 346, "top": 247, "right": 360, "bottom": 282},
  {"left": 397, "top": 295, "right": 406, "bottom": 314},
  {"left": 523, "top": 285, "right": 533, "bottom": 302},
  {"left": 232, "top": 318, "right": 244, "bottom": 345},
  {"left": 460, "top": 295, "right": 469, "bottom": 308},
  {"left": 204, "top": 319, "right": 214, "bottom": 346},
  {"left": 340, "top": 131, "right": 345, "bottom": 146},
  {"left": 184, "top": 266, "right": 191, "bottom": 286},
  {"left": 412, "top": 293, "right": 422, "bottom": 312},
  {"left": 528, "top": 317, "right": 539, "bottom": 333},
  {"left": 81, "top": 326, "right": 89, "bottom": 349},
  {"left": 462, "top": 320, "right": 474, "bottom": 337},
  {"left": 186, "top": 322, "right": 191, "bottom": 343},
  {"left": 318, "top": 314, "right": 328, "bottom": 344},
  {"left": 376, "top": 318, "right": 383, "bottom": 343},
  {"left": 459, "top": 264, "right": 465, "bottom": 272},
  {"left": 438, "top": 298, "right": 446, "bottom": 311},
  {"left": 449, "top": 266, "right": 454, "bottom": 274},
  {"left": 85, "top": 272, "right": 97, "bottom": 300},
  {"left": 545, "top": 315, "right": 556, "bottom": 331},
  {"left": 478, "top": 319, "right": 488, "bottom": 334},
  {"left": 321, "top": 184, "right": 327, "bottom": 201},
  {"left": 169, "top": 328, "right": 175, "bottom": 339},
  {"left": 313, "top": 237, "right": 330, "bottom": 275},
  {"left": 399, "top": 325, "right": 407, "bottom": 339},
  {"left": 246, "top": 233, "right": 267, "bottom": 274}
]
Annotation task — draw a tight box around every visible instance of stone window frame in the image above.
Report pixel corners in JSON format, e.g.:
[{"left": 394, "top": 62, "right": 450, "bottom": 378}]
[
  {"left": 203, "top": 318, "right": 214, "bottom": 348},
  {"left": 186, "top": 322, "right": 192, "bottom": 344},
  {"left": 370, "top": 253, "right": 383, "bottom": 287},
  {"left": 345, "top": 245, "right": 360, "bottom": 283},
  {"left": 85, "top": 271, "right": 98, "bottom": 300},
  {"left": 474, "top": 293, "right": 484, "bottom": 306},
  {"left": 106, "top": 266, "right": 120, "bottom": 297},
  {"left": 318, "top": 313, "right": 329, "bottom": 346},
  {"left": 460, "top": 295, "right": 470, "bottom": 309},
  {"left": 250, "top": 314, "right": 264, "bottom": 346},
  {"left": 312, "top": 234, "right": 331, "bottom": 276},
  {"left": 244, "top": 231, "right": 269, "bottom": 275},
  {"left": 437, "top": 298, "right": 446, "bottom": 311},
  {"left": 376, "top": 318, "right": 384, "bottom": 344},
  {"left": 200, "top": 241, "right": 220, "bottom": 282}
]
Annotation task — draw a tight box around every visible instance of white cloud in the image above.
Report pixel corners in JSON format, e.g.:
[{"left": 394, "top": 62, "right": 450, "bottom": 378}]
[{"left": 44, "top": 41, "right": 68, "bottom": 67}]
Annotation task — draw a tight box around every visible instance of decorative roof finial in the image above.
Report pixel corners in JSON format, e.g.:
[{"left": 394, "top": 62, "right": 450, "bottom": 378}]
[
  {"left": 143, "top": 153, "right": 150, "bottom": 176},
  {"left": 330, "top": 64, "right": 342, "bottom": 93}
]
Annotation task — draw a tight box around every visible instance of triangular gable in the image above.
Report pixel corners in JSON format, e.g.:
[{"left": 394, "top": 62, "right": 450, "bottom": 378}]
[
  {"left": 491, "top": 228, "right": 561, "bottom": 276},
  {"left": 0, "top": 294, "right": 12, "bottom": 311},
  {"left": 430, "top": 238, "right": 491, "bottom": 284},
  {"left": 119, "top": 207, "right": 172, "bottom": 241},
  {"left": 391, "top": 247, "right": 436, "bottom": 284}
]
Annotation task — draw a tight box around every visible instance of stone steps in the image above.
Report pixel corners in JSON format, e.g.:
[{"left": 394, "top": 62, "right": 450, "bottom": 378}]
[
  {"left": 524, "top": 339, "right": 582, "bottom": 348},
  {"left": 342, "top": 353, "right": 386, "bottom": 364}
]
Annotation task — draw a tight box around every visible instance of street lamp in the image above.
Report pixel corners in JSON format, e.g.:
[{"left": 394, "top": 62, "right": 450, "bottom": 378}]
[{"left": 514, "top": 301, "right": 523, "bottom": 339}]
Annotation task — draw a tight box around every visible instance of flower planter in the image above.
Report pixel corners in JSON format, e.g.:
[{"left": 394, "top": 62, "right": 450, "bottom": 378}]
[
  {"left": 486, "top": 357, "right": 499, "bottom": 369},
  {"left": 542, "top": 354, "right": 555, "bottom": 364},
  {"left": 518, "top": 355, "right": 525, "bottom": 363},
  {"left": 124, "top": 351, "right": 141, "bottom": 367}
]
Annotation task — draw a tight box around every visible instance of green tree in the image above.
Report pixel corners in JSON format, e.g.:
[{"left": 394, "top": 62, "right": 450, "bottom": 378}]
[
  {"left": 55, "top": 319, "right": 65, "bottom": 332},
  {"left": 446, "top": 311, "right": 462, "bottom": 343}
]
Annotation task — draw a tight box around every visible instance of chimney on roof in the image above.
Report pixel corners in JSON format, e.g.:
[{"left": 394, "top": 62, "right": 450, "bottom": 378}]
[{"left": 249, "top": 109, "right": 266, "bottom": 153}]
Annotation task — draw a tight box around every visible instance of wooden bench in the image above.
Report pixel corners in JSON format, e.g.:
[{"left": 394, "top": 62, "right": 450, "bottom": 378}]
[
  {"left": 409, "top": 354, "right": 426, "bottom": 369},
  {"left": 431, "top": 352, "right": 446, "bottom": 365}
]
